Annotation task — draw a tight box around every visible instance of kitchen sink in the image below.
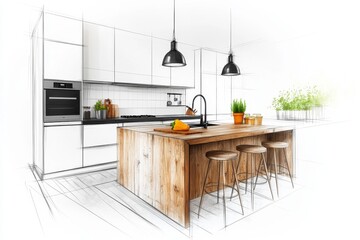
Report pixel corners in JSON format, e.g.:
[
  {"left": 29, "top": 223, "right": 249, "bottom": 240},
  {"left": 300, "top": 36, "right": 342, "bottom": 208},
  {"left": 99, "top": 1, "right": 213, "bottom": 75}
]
[{"left": 189, "top": 123, "right": 219, "bottom": 128}]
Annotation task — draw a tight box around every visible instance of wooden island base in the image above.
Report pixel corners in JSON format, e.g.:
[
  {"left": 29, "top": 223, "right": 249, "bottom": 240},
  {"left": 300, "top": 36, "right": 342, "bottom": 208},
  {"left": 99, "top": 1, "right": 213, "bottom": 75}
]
[{"left": 118, "top": 124, "right": 295, "bottom": 228}]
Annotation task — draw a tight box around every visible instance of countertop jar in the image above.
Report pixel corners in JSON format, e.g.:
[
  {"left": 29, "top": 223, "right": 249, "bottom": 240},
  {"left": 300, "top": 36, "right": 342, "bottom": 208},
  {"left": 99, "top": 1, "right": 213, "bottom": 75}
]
[{"left": 83, "top": 106, "right": 91, "bottom": 119}]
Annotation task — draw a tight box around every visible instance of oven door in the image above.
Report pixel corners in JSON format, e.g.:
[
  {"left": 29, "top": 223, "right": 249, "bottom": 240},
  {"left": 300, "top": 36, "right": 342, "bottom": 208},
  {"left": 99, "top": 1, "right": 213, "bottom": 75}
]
[{"left": 44, "top": 89, "right": 81, "bottom": 122}]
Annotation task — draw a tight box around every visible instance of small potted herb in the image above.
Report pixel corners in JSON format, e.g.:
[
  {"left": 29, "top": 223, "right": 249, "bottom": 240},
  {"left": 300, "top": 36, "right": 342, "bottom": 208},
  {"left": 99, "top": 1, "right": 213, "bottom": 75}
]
[
  {"left": 231, "top": 99, "right": 246, "bottom": 124},
  {"left": 94, "top": 100, "right": 107, "bottom": 119}
]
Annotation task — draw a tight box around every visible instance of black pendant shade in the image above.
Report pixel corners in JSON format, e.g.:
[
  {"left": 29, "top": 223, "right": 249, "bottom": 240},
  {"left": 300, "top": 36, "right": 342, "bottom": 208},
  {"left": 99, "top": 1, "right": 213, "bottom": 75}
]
[
  {"left": 162, "top": 0, "right": 186, "bottom": 67},
  {"left": 162, "top": 40, "right": 186, "bottom": 67},
  {"left": 221, "top": 9, "right": 240, "bottom": 76},
  {"left": 221, "top": 54, "right": 240, "bottom": 76}
]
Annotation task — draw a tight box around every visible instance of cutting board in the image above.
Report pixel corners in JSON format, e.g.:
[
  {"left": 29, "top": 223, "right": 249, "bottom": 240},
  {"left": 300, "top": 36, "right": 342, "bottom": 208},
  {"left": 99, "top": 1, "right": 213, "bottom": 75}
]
[{"left": 153, "top": 127, "right": 205, "bottom": 135}]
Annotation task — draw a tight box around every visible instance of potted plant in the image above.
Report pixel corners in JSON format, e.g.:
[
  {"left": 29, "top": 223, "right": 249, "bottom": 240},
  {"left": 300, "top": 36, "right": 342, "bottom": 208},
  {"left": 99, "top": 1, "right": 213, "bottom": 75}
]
[
  {"left": 94, "top": 100, "right": 107, "bottom": 119},
  {"left": 231, "top": 99, "right": 246, "bottom": 124}
]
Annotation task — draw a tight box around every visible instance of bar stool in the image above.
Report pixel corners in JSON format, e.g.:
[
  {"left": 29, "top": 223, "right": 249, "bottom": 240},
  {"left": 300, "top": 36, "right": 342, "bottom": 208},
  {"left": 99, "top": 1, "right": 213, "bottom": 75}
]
[
  {"left": 262, "top": 141, "right": 294, "bottom": 197},
  {"left": 198, "top": 150, "right": 244, "bottom": 226},
  {"left": 232, "top": 145, "right": 274, "bottom": 210}
]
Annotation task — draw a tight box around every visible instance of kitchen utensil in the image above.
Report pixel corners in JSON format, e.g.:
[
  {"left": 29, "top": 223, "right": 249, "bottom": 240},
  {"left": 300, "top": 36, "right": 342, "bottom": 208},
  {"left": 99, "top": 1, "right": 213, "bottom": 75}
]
[{"left": 185, "top": 106, "right": 195, "bottom": 115}]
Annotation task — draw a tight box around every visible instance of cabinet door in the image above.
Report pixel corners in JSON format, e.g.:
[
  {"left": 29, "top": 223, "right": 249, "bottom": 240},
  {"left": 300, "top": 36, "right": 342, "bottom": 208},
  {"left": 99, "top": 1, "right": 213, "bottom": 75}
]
[
  {"left": 217, "top": 52, "right": 229, "bottom": 76},
  {"left": 170, "top": 43, "right": 195, "bottom": 88},
  {"left": 44, "top": 41, "right": 82, "bottom": 81},
  {"left": 44, "top": 125, "right": 82, "bottom": 174},
  {"left": 152, "top": 38, "right": 171, "bottom": 86},
  {"left": 44, "top": 13, "right": 82, "bottom": 44},
  {"left": 115, "top": 30, "right": 151, "bottom": 85},
  {"left": 201, "top": 49, "right": 217, "bottom": 74},
  {"left": 201, "top": 74, "right": 217, "bottom": 116},
  {"left": 217, "top": 75, "right": 232, "bottom": 115},
  {"left": 83, "top": 22, "right": 114, "bottom": 82}
]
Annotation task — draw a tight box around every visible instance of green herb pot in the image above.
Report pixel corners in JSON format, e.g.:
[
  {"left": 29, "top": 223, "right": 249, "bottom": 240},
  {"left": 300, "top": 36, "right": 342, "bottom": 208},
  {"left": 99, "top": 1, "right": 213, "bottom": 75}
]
[{"left": 96, "top": 110, "right": 107, "bottom": 119}]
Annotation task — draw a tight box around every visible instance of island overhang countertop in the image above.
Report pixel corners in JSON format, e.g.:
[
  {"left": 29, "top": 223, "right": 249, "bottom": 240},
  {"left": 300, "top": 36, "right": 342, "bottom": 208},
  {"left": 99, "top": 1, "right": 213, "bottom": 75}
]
[
  {"left": 117, "top": 123, "right": 295, "bottom": 228},
  {"left": 118, "top": 123, "right": 295, "bottom": 145}
]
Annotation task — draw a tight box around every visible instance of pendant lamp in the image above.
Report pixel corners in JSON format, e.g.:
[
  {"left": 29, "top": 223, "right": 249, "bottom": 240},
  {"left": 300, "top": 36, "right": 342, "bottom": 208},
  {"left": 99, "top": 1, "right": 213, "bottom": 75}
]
[
  {"left": 221, "top": 10, "right": 240, "bottom": 76},
  {"left": 162, "top": 0, "right": 186, "bottom": 67}
]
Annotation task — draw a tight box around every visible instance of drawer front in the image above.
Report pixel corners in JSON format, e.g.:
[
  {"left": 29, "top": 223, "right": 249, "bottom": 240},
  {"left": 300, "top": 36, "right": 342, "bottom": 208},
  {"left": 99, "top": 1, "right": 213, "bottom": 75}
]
[
  {"left": 83, "top": 145, "right": 117, "bottom": 166},
  {"left": 83, "top": 124, "right": 118, "bottom": 147}
]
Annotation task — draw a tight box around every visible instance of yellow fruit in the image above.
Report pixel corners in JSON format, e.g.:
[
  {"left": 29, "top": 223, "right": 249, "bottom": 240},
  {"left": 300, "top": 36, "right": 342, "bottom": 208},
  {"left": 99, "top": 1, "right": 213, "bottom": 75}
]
[{"left": 172, "top": 119, "right": 190, "bottom": 131}]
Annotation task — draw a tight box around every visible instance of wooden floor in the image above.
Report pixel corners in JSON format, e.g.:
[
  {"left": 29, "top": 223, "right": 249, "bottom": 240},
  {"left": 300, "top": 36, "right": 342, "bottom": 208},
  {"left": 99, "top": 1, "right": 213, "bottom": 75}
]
[
  {"left": 25, "top": 167, "right": 299, "bottom": 240},
  {"left": 15, "top": 120, "right": 360, "bottom": 240}
]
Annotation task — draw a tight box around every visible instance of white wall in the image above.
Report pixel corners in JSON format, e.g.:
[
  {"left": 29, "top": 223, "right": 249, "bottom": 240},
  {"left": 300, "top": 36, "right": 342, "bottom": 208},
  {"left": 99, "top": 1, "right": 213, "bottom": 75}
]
[{"left": 233, "top": 6, "right": 360, "bottom": 118}]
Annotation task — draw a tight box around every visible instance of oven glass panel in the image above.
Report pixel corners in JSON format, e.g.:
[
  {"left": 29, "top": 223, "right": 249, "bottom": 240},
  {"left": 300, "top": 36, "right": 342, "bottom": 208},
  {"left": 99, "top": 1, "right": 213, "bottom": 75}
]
[{"left": 45, "top": 89, "right": 80, "bottom": 116}]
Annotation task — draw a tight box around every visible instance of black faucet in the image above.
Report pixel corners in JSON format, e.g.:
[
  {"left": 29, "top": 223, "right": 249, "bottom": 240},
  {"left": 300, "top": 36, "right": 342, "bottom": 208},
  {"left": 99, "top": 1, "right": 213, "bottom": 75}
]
[{"left": 192, "top": 94, "right": 208, "bottom": 129}]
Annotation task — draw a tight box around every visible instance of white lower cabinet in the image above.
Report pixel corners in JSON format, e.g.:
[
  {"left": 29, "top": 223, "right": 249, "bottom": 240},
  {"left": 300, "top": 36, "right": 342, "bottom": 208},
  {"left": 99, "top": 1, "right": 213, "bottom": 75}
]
[
  {"left": 44, "top": 125, "right": 82, "bottom": 174},
  {"left": 83, "top": 124, "right": 118, "bottom": 166},
  {"left": 83, "top": 145, "right": 117, "bottom": 166}
]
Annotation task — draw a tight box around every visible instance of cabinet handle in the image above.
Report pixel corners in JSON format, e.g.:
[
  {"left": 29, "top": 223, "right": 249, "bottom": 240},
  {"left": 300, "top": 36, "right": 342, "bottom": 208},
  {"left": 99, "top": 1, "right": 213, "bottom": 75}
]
[{"left": 49, "top": 97, "right": 77, "bottom": 100}]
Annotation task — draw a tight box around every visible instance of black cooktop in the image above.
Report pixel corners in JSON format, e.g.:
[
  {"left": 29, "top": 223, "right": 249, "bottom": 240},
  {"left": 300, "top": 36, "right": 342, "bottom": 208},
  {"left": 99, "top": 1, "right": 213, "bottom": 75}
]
[{"left": 120, "top": 115, "right": 156, "bottom": 118}]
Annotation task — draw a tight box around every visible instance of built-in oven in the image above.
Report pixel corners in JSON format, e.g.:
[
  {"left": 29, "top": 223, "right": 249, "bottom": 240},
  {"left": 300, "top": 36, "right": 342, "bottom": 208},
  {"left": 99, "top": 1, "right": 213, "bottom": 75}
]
[{"left": 44, "top": 80, "right": 81, "bottom": 122}]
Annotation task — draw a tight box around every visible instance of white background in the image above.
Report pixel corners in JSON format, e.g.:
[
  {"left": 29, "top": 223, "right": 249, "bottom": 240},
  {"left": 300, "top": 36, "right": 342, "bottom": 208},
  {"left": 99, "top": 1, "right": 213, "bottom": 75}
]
[{"left": 1, "top": 0, "right": 360, "bottom": 239}]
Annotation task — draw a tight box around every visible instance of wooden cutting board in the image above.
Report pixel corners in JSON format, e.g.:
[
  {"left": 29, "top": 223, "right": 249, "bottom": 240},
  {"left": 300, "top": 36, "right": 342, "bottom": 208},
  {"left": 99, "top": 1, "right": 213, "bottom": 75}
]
[{"left": 153, "top": 127, "right": 205, "bottom": 135}]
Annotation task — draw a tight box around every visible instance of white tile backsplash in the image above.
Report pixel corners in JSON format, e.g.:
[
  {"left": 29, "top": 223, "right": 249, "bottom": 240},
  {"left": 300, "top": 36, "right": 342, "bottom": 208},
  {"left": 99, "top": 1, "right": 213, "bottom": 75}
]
[{"left": 83, "top": 83, "right": 186, "bottom": 116}]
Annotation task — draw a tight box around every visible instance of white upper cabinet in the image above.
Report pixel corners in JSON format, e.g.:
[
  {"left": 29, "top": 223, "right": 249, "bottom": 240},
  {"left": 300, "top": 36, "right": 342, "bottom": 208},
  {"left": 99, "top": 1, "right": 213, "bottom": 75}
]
[
  {"left": 201, "top": 49, "right": 217, "bottom": 74},
  {"left": 44, "top": 41, "right": 82, "bottom": 81},
  {"left": 115, "top": 30, "right": 151, "bottom": 85},
  {"left": 170, "top": 43, "right": 196, "bottom": 88},
  {"left": 201, "top": 73, "right": 217, "bottom": 115},
  {"left": 217, "top": 75, "right": 232, "bottom": 114},
  {"left": 152, "top": 38, "right": 171, "bottom": 86},
  {"left": 83, "top": 22, "right": 114, "bottom": 82},
  {"left": 217, "top": 52, "right": 229, "bottom": 76},
  {"left": 44, "top": 13, "right": 82, "bottom": 44},
  {"left": 43, "top": 13, "right": 82, "bottom": 81}
]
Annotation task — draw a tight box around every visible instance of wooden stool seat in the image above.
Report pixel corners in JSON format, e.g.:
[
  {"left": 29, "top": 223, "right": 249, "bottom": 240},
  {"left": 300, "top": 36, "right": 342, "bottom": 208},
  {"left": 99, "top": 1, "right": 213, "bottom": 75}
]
[
  {"left": 236, "top": 145, "right": 266, "bottom": 154},
  {"left": 262, "top": 141, "right": 288, "bottom": 149},
  {"left": 205, "top": 150, "right": 238, "bottom": 161},
  {"left": 233, "top": 144, "right": 274, "bottom": 210},
  {"left": 198, "top": 150, "right": 244, "bottom": 226},
  {"left": 262, "top": 141, "right": 294, "bottom": 197}
]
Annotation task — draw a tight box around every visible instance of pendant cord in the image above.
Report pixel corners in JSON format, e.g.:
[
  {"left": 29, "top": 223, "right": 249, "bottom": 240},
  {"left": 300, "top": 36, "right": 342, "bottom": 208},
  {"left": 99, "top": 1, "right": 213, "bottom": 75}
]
[
  {"left": 230, "top": 9, "right": 232, "bottom": 54},
  {"left": 173, "top": 0, "right": 176, "bottom": 41}
]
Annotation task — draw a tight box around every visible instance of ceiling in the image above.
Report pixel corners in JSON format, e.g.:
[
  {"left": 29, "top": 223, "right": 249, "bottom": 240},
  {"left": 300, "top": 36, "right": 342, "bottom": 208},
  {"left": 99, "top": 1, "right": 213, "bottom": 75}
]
[{"left": 29, "top": 0, "right": 355, "bottom": 52}]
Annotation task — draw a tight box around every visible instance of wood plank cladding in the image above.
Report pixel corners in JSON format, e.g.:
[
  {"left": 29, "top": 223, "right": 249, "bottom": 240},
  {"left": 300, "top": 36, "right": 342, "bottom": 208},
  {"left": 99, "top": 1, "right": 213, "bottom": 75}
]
[
  {"left": 118, "top": 124, "right": 295, "bottom": 228},
  {"left": 118, "top": 128, "right": 189, "bottom": 227}
]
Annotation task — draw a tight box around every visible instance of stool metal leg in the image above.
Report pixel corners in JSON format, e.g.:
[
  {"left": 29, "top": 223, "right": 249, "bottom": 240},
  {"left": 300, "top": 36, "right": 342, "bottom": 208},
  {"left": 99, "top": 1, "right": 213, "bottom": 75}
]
[
  {"left": 198, "top": 159, "right": 212, "bottom": 218},
  {"left": 217, "top": 161, "right": 221, "bottom": 203},
  {"left": 267, "top": 151, "right": 272, "bottom": 180},
  {"left": 250, "top": 154, "right": 255, "bottom": 210},
  {"left": 245, "top": 153, "right": 249, "bottom": 194},
  {"left": 253, "top": 155, "right": 262, "bottom": 190},
  {"left": 230, "top": 152, "right": 241, "bottom": 199},
  {"left": 221, "top": 162, "right": 227, "bottom": 226},
  {"left": 261, "top": 153, "right": 274, "bottom": 200},
  {"left": 282, "top": 148, "right": 294, "bottom": 188},
  {"left": 230, "top": 159, "right": 244, "bottom": 215},
  {"left": 273, "top": 149, "right": 280, "bottom": 197}
]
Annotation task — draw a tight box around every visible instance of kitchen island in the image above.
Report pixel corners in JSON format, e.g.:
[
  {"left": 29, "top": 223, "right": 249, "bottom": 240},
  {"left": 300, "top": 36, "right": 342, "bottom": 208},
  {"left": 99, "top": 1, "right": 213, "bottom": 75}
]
[{"left": 117, "top": 124, "right": 295, "bottom": 228}]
